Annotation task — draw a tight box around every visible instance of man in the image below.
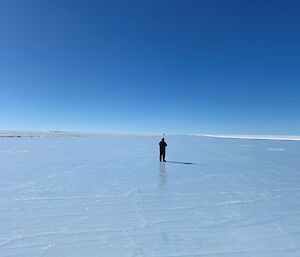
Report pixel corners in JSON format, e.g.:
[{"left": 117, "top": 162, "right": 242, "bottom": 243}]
[{"left": 159, "top": 138, "right": 167, "bottom": 162}]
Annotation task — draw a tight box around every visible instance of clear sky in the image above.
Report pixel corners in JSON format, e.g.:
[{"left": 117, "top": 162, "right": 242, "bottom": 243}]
[{"left": 0, "top": 0, "right": 299, "bottom": 134}]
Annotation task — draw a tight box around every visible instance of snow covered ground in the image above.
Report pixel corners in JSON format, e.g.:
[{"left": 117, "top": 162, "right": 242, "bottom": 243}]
[{"left": 0, "top": 135, "right": 300, "bottom": 257}]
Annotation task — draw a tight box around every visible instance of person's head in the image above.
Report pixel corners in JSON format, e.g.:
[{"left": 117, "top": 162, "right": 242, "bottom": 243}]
[{"left": 162, "top": 138, "right": 165, "bottom": 141}]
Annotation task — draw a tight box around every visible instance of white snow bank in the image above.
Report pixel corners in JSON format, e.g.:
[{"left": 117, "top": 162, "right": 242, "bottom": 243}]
[{"left": 194, "top": 134, "right": 300, "bottom": 141}]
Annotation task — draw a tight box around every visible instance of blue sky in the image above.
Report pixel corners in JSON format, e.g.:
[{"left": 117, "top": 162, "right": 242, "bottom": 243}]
[{"left": 0, "top": 0, "right": 299, "bottom": 134}]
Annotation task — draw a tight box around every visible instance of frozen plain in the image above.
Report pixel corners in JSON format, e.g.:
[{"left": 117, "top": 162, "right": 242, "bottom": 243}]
[{"left": 0, "top": 135, "right": 300, "bottom": 257}]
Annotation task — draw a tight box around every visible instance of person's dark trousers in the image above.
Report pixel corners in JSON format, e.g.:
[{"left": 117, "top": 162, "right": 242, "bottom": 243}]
[{"left": 160, "top": 150, "right": 166, "bottom": 162}]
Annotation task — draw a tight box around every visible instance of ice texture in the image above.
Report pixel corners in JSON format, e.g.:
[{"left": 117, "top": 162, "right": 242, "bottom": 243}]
[{"left": 0, "top": 135, "right": 300, "bottom": 257}]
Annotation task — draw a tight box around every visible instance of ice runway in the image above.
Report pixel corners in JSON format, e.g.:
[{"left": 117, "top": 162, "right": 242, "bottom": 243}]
[{"left": 0, "top": 135, "right": 300, "bottom": 256}]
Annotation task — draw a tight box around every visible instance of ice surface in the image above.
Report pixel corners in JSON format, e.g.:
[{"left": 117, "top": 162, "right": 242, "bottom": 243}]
[{"left": 0, "top": 135, "right": 300, "bottom": 257}]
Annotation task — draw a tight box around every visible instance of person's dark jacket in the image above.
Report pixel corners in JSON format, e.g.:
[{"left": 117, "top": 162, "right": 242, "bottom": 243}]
[{"left": 159, "top": 140, "right": 167, "bottom": 151}]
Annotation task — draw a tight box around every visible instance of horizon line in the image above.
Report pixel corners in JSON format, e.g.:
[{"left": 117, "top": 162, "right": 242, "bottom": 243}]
[{"left": 1, "top": 130, "right": 300, "bottom": 141}]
